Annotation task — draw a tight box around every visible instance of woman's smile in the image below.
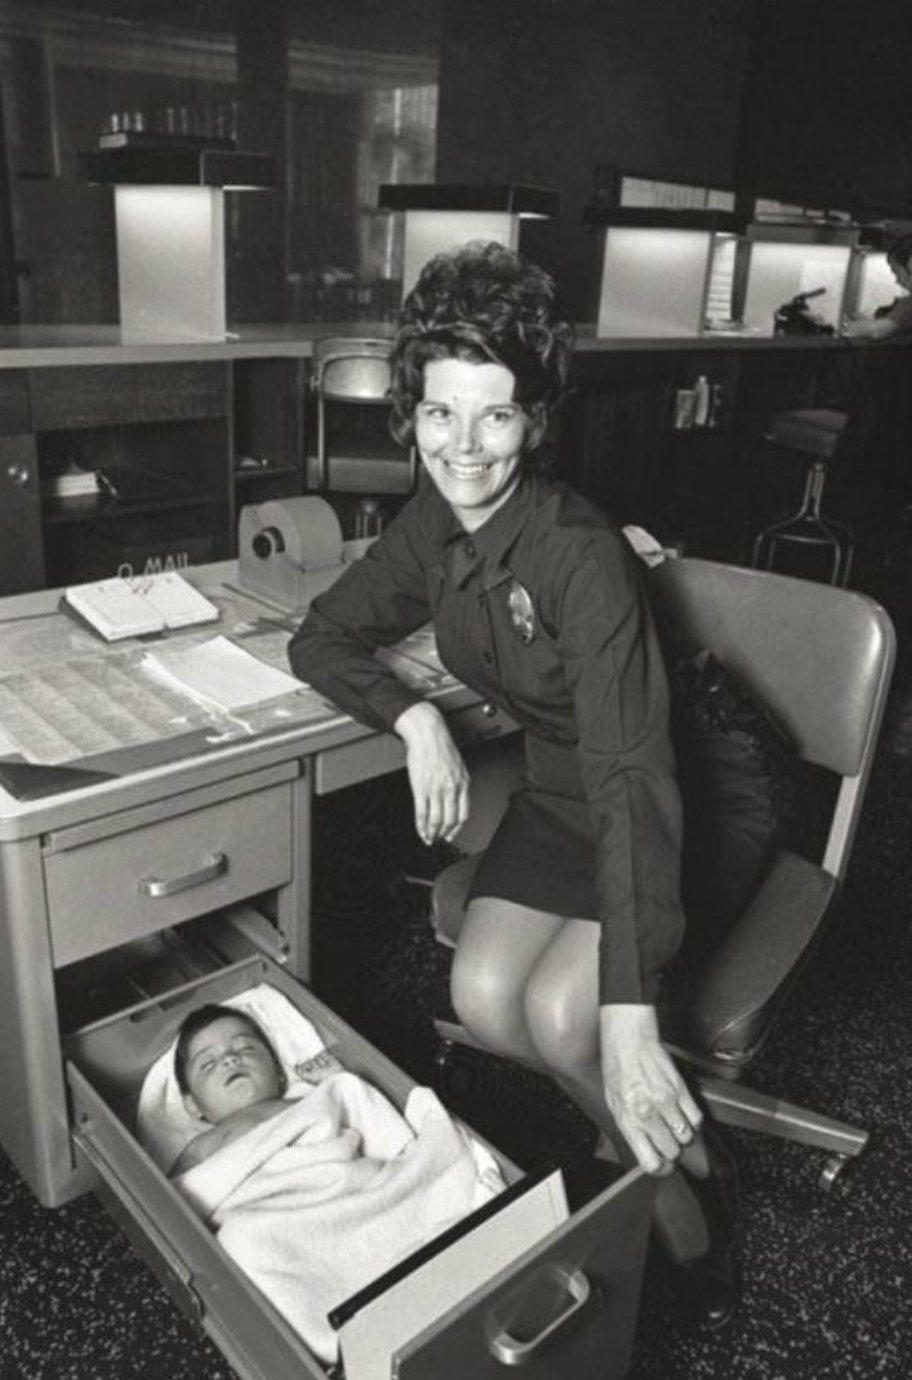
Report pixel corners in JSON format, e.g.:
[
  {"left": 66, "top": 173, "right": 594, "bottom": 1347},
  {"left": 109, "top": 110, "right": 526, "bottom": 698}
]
[
  {"left": 415, "top": 358, "right": 540, "bottom": 531},
  {"left": 440, "top": 456, "right": 497, "bottom": 479}
]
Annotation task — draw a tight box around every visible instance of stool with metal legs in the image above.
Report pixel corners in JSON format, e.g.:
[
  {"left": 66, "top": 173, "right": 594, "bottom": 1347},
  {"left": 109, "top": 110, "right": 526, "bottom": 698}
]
[{"left": 752, "top": 408, "right": 854, "bottom": 587}]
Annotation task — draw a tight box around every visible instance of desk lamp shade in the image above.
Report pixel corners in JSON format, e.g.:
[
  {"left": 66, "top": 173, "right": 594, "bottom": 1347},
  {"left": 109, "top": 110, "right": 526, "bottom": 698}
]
[
  {"left": 79, "top": 148, "right": 275, "bottom": 341},
  {"left": 583, "top": 208, "right": 747, "bottom": 338},
  {"left": 378, "top": 184, "right": 559, "bottom": 298}
]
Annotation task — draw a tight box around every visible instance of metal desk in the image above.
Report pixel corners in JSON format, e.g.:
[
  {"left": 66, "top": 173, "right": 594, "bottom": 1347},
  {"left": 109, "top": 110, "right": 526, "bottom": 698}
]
[{"left": 0, "top": 564, "right": 517, "bottom": 1206}]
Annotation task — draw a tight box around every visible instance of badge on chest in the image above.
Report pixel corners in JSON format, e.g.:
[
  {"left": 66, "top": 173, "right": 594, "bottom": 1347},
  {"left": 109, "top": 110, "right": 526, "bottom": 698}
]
[{"left": 507, "top": 579, "right": 536, "bottom": 644}]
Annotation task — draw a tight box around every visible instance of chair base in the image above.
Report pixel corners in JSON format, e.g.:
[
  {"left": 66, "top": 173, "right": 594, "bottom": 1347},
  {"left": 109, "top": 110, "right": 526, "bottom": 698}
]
[
  {"left": 753, "top": 518, "right": 855, "bottom": 588},
  {"left": 752, "top": 453, "right": 855, "bottom": 587},
  {"left": 690, "top": 1069, "right": 868, "bottom": 1159},
  {"left": 433, "top": 1019, "right": 869, "bottom": 1187}
]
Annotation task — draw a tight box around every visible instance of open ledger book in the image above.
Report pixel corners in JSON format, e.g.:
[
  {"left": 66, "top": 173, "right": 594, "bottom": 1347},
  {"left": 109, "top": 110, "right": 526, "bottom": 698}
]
[{"left": 63, "top": 573, "right": 220, "bottom": 641}]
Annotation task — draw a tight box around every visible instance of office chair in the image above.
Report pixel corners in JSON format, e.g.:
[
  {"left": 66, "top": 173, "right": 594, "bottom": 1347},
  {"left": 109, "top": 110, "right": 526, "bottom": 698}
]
[
  {"left": 429, "top": 558, "right": 895, "bottom": 1191},
  {"left": 311, "top": 336, "right": 418, "bottom": 495},
  {"left": 751, "top": 408, "right": 854, "bottom": 587}
]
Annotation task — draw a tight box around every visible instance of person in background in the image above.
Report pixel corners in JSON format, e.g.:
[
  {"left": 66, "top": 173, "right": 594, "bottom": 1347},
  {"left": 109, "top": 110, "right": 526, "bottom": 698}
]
[
  {"left": 843, "top": 233, "right": 912, "bottom": 340},
  {"left": 288, "top": 240, "right": 739, "bottom": 1328}
]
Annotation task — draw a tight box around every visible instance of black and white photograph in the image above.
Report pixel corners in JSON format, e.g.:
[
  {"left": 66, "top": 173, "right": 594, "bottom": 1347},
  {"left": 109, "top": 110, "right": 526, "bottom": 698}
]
[{"left": 1, "top": 4, "right": 911, "bottom": 1378}]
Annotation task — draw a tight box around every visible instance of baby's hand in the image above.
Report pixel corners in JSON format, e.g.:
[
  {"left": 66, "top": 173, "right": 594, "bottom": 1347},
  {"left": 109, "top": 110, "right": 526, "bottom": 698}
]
[{"left": 293, "top": 1050, "right": 345, "bottom": 1084}]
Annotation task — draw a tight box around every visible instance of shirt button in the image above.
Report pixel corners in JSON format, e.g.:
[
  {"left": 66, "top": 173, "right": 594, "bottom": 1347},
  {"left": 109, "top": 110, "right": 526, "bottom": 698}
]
[
  {"left": 464, "top": 540, "right": 476, "bottom": 558},
  {"left": 482, "top": 650, "right": 493, "bottom": 664}
]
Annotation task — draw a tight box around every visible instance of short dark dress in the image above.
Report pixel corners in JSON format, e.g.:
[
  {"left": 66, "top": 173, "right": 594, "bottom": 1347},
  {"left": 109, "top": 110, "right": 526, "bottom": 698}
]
[{"left": 467, "top": 735, "right": 600, "bottom": 920}]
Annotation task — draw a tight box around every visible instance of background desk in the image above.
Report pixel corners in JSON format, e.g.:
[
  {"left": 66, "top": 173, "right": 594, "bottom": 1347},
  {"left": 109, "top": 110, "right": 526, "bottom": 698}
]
[{"left": 0, "top": 565, "right": 518, "bottom": 1207}]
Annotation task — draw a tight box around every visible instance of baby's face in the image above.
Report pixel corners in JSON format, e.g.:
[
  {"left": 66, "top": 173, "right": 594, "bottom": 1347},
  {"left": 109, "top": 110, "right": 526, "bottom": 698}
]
[{"left": 182, "top": 1015, "right": 283, "bottom": 1124}]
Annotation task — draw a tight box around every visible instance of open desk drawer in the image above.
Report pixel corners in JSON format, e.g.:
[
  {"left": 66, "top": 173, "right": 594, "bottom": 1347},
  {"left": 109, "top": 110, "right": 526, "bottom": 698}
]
[{"left": 66, "top": 956, "right": 653, "bottom": 1380}]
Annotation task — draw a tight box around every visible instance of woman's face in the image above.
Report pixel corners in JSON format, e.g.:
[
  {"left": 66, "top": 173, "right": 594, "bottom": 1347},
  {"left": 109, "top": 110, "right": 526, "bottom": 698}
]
[{"left": 414, "top": 357, "right": 541, "bottom": 531}]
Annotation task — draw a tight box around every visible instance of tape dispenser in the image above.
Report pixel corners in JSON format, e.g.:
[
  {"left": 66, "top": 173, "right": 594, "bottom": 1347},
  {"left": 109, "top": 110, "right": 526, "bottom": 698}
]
[{"left": 237, "top": 497, "right": 348, "bottom": 612}]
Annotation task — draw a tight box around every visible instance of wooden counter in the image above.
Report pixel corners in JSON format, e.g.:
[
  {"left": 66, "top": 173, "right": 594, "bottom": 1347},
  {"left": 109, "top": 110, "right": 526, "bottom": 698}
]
[
  {"left": 0, "top": 320, "right": 876, "bottom": 368},
  {"left": 0, "top": 323, "right": 903, "bottom": 599}
]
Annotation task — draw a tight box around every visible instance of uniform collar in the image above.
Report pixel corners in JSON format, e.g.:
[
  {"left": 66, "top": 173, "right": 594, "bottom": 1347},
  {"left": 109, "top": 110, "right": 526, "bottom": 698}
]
[{"left": 441, "top": 474, "right": 538, "bottom": 589}]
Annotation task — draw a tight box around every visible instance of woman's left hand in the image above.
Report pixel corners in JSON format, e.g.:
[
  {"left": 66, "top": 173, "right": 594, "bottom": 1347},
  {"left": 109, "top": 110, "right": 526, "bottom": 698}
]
[{"left": 599, "top": 1004, "right": 703, "bottom": 1176}]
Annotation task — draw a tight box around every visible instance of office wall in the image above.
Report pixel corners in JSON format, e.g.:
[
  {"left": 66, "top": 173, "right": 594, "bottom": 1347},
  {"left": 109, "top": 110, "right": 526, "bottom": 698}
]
[
  {"left": 435, "top": 0, "right": 753, "bottom": 317},
  {"left": 741, "top": 0, "right": 912, "bottom": 217}
]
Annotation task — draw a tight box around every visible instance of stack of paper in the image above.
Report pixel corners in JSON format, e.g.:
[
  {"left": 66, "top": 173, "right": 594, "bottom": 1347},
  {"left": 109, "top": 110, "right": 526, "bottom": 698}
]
[{"left": 141, "top": 635, "right": 302, "bottom": 713}]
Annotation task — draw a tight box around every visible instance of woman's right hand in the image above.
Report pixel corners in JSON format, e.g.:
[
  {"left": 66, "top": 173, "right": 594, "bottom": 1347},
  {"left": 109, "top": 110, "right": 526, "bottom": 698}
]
[{"left": 394, "top": 702, "right": 470, "bottom": 845}]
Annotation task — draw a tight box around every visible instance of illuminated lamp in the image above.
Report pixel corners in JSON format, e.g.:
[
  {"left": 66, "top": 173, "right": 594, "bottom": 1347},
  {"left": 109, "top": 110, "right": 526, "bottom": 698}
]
[
  {"left": 78, "top": 148, "right": 275, "bottom": 340},
  {"left": 378, "top": 183, "right": 559, "bottom": 297},
  {"left": 584, "top": 207, "right": 747, "bottom": 338}
]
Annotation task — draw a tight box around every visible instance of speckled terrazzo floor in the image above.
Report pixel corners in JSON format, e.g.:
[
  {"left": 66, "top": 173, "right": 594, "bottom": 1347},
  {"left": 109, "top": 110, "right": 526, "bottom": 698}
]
[{"left": 3, "top": 619, "right": 912, "bottom": 1380}]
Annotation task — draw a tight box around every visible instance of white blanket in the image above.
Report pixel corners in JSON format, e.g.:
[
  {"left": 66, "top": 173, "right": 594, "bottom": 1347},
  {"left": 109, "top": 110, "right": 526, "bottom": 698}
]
[{"left": 174, "top": 1072, "right": 503, "bottom": 1364}]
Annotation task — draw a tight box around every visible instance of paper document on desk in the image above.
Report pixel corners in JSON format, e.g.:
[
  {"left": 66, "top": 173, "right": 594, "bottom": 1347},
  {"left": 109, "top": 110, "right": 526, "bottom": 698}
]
[
  {"left": 142, "top": 635, "right": 303, "bottom": 713},
  {"left": 0, "top": 648, "right": 218, "bottom": 765}
]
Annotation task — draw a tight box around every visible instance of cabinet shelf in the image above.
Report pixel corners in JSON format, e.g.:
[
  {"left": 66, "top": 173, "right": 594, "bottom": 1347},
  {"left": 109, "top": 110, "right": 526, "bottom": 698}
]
[
  {"left": 42, "top": 463, "right": 214, "bottom": 526},
  {"left": 234, "top": 463, "right": 301, "bottom": 483},
  {"left": 42, "top": 491, "right": 216, "bottom": 526}
]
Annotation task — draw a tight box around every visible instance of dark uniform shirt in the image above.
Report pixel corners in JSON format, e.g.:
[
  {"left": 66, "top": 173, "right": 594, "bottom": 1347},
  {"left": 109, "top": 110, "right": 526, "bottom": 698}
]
[{"left": 288, "top": 473, "right": 685, "bottom": 1005}]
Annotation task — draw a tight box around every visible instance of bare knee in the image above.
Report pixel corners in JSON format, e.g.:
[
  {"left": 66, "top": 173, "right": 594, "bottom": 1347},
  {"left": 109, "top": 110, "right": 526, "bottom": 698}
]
[
  {"left": 450, "top": 944, "right": 529, "bottom": 1057},
  {"left": 524, "top": 971, "right": 598, "bottom": 1076}
]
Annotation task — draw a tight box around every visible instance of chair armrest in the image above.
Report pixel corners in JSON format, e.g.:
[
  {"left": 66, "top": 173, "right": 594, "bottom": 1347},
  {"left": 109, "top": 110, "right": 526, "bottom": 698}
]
[
  {"left": 430, "top": 854, "right": 482, "bottom": 948},
  {"left": 676, "top": 849, "right": 837, "bottom": 1066}
]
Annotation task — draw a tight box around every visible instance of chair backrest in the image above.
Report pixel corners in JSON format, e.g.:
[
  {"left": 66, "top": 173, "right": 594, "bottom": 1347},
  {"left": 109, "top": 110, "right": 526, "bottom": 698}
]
[
  {"left": 313, "top": 336, "right": 393, "bottom": 404},
  {"left": 312, "top": 336, "right": 416, "bottom": 493},
  {"left": 649, "top": 557, "right": 895, "bottom": 881}
]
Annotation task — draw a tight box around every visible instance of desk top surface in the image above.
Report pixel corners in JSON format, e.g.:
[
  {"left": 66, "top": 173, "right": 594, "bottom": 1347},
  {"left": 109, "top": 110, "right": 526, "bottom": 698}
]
[{"left": 0, "top": 563, "right": 467, "bottom": 840}]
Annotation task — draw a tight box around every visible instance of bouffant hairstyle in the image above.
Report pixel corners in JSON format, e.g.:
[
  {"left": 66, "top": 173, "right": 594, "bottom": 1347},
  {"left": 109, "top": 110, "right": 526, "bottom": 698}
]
[
  {"left": 887, "top": 232, "right": 912, "bottom": 272},
  {"left": 389, "top": 241, "right": 574, "bottom": 457},
  {"left": 174, "top": 1003, "right": 284, "bottom": 1096}
]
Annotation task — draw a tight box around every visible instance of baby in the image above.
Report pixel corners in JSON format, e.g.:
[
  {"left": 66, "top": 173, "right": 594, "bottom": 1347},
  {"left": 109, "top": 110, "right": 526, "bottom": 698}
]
[{"left": 171, "top": 1003, "right": 293, "bottom": 1176}]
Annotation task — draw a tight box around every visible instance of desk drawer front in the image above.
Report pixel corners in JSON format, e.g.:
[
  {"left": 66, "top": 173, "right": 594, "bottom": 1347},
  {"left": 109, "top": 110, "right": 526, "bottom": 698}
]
[
  {"left": 0, "top": 370, "right": 30, "bottom": 433},
  {"left": 46, "top": 784, "right": 292, "bottom": 967}
]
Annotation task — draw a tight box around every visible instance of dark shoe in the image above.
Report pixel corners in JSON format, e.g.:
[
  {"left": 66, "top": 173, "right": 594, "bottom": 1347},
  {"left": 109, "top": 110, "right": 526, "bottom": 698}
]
[
  {"left": 668, "top": 1124, "right": 741, "bottom": 1330},
  {"left": 673, "top": 1246, "right": 739, "bottom": 1331}
]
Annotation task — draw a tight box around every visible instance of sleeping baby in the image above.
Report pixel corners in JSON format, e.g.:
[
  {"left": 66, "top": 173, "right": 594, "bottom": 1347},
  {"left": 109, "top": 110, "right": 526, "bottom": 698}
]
[
  {"left": 170, "top": 1003, "right": 342, "bottom": 1176},
  {"left": 157, "top": 993, "right": 504, "bottom": 1365}
]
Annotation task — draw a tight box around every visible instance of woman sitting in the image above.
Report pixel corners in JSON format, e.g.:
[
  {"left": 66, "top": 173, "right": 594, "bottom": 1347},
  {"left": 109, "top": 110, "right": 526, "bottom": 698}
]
[{"left": 289, "top": 239, "right": 739, "bottom": 1328}]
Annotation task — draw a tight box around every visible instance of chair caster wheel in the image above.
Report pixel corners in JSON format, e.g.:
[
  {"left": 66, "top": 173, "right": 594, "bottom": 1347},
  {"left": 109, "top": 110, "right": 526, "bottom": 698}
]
[
  {"left": 433, "top": 1039, "right": 480, "bottom": 1108},
  {"left": 819, "top": 1152, "right": 850, "bottom": 1193}
]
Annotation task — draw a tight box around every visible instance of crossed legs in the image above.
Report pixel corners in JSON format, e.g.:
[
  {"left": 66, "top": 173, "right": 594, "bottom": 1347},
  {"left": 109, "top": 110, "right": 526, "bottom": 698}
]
[{"left": 450, "top": 895, "right": 713, "bottom": 1264}]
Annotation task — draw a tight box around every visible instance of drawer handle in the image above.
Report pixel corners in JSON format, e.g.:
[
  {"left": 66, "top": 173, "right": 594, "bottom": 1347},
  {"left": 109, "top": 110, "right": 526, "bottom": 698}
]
[
  {"left": 488, "top": 1266, "right": 591, "bottom": 1366},
  {"left": 139, "top": 851, "right": 228, "bottom": 898}
]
